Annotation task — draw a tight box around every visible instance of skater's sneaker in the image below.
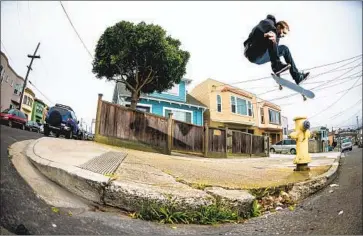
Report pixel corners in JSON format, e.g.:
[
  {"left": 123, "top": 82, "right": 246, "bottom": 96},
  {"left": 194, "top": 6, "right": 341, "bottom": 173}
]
[
  {"left": 272, "top": 63, "right": 291, "bottom": 76},
  {"left": 294, "top": 72, "right": 310, "bottom": 85}
]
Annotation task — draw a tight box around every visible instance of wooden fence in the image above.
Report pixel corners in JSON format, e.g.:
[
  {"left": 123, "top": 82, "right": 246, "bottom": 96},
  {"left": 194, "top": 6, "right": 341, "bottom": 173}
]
[
  {"left": 95, "top": 94, "right": 269, "bottom": 157},
  {"left": 231, "top": 130, "right": 268, "bottom": 156},
  {"left": 173, "top": 120, "right": 204, "bottom": 154}
]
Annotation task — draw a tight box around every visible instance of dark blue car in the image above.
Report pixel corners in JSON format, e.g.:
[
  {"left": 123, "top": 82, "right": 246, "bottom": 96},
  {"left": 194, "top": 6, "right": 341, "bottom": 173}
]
[{"left": 44, "top": 104, "right": 80, "bottom": 139}]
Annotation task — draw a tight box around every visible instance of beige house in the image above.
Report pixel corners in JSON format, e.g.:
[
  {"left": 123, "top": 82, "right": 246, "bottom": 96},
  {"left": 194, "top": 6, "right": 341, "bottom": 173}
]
[
  {"left": 21, "top": 87, "right": 36, "bottom": 120},
  {"left": 1, "top": 51, "right": 25, "bottom": 111},
  {"left": 255, "top": 98, "right": 283, "bottom": 144},
  {"left": 190, "top": 78, "right": 258, "bottom": 133},
  {"left": 190, "top": 78, "right": 283, "bottom": 143}
]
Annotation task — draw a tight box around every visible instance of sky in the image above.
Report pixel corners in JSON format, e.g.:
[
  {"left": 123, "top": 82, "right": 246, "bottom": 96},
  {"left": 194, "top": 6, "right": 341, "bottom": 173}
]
[{"left": 1, "top": 1, "right": 362, "bottom": 131}]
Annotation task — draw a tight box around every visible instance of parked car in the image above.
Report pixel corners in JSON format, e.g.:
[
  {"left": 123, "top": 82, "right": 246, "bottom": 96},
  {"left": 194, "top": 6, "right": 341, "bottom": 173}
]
[
  {"left": 25, "top": 120, "right": 41, "bottom": 133},
  {"left": 0, "top": 108, "right": 27, "bottom": 130},
  {"left": 270, "top": 139, "right": 297, "bottom": 154},
  {"left": 39, "top": 124, "right": 44, "bottom": 134},
  {"left": 341, "top": 138, "right": 353, "bottom": 152},
  {"left": 44, "top": 103, "right": 81, "bottom": 139},
  {"left": 85, "top": 132, "right": 94, "bottom": 141}
]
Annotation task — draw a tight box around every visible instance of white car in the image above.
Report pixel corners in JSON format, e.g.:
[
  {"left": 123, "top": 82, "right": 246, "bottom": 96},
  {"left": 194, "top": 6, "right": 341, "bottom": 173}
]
[{"left": 341, "top": 138, "right": 353, "bottom": 152}]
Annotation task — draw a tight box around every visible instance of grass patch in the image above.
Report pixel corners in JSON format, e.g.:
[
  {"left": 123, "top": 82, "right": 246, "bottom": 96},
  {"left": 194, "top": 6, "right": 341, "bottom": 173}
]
[
  {"left": 251, "top": 200, "right": 262, "bottom": 217},
  {"left": 132, "top": 195, "right": 242, "bottom": 225}
]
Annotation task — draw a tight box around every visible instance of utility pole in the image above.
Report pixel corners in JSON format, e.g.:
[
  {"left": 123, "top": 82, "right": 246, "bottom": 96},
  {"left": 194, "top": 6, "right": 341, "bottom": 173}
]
[
  {"left": 19, "top": 42, "right": 41, "bottom": 110},
  {"left": 357, "top": 116, "right": 359, "bottom": 129}
]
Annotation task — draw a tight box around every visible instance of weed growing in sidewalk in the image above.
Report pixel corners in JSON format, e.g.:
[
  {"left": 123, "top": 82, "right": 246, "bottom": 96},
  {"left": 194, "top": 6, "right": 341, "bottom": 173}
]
[{"left": 132, "top": 195, "right": 241, "bottom": 225}]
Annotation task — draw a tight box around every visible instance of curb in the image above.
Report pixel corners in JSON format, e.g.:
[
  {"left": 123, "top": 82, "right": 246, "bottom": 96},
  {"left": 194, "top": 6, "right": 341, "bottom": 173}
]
[
  {"left": 25, "top": 138, "right": 342, "bottom": 219},
  {"left": 26, "top": 139, "right": 110, "bottom": 203},
  {"left": 25, "top": 139, "right": 255, "bottom": 215},
  {"left": 287, "top": 152, "right": 341, "bottom": 202}
]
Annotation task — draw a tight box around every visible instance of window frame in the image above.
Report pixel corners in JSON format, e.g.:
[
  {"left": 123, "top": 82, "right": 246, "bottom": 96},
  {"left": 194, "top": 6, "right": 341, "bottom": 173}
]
[{"left": 217, "top": 95, "right": 222, "bottom": 113}]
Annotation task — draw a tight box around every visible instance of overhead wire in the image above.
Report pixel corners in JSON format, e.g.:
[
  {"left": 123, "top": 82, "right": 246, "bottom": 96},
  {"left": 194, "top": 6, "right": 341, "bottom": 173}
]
[
  {"left": 59, "top": 1, "right": 93, "bottom": 59},
  {"left": 309, "top": 77, "right": 362, "bottom": 120},
  {"left": 217, "top": 54, "right": 362, "bottom": 87},
  {"left": 256, "top": 58, "right": 362, "bottom": 96}
]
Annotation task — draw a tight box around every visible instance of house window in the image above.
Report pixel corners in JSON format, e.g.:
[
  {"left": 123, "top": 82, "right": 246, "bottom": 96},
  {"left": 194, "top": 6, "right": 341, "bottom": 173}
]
[
  {"left": 125, "top": 104, "right": 151, "bottom": 113},
  {"left": 231, "top": 96, "right": 253, "bottom": 117},
  {"left": 217, "top": 95, "right": 222, "bottom": 112},
  {"left": 236, "top": 97, "right": 247, "bottom": 115},
  {"left": 260, "top": 107, "right": 264, "bottom": 124},
  {"left": 248, "top": 101, "right": 253, "bottom": 117},
  {"left": 5, "top": 75, "right": 9, "bottom": 83},
  {"left": 268, "top": 109, "right": 281, "bottom": 124},
  {"left": 163, "top": 84, "right": 179, "bottom": 96},
  {"left": 23, "top": 95, "right": 28, "bottom": 105},
  {"left": 283, "top": 128, "right": 287, "bottom": 135},
  {"left": 164, "top": 108, "right": 192, "bottom": 124},
  {"left": 231, "top": 96, "right": 236, "bottom": 113}
]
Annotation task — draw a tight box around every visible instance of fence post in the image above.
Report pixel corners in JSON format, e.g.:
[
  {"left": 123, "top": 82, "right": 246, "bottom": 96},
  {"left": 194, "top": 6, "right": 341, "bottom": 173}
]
[
  {"left": 95, "top": 93, "right": 103, "bottom": 138},
  {"left": 250, "top": 134, "right": 253, "bottom": 157},
  {"left": 204, "top": 124, "right": 209, "bottom": 157},
  {"left": 225, "top": 127, "right": 229, "bottom": 156},
  {"left": 166, "top": 113, "right": 173, "bottom": 155},
  {"left": 264, "top": 135, "right": 270, "bottom": 157}
]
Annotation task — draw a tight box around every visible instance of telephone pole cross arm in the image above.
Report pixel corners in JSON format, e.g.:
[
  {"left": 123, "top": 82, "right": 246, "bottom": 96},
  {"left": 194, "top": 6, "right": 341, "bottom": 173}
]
[{"left": 19, "top": 42, "right": 41, "bottom": 110}]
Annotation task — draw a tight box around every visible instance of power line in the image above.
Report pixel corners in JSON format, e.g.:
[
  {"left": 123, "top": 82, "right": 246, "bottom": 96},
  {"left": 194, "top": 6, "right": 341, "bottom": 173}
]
[
  {"left": 278, "top": 83, "right": 362, "bottom": 107},
  {"left": 329, "top": 99, "right": 362, "bottom": 120},
  {"left": 335, "top": 109, "right": 362, "bottom": 128},
  {"left": 264, "top": 63, "right": 362, "bottom": 102},
  {"left": 256, "top": 58, "right": 362, "bottom": 96},
  {"left": 59, "top": 1, "right": 93, "bottom": 59},
  {"left": 309, "top": 77, "right": 361, "bottom": 120},
  {"left": 221, "top": 54, "right": 362, "bottom": 86},
  {"left": 0, "top": 41, "right": 15, "bottom": 66},
  {"left": 28, "top": 80, "right": 54, "bottom": 105}
]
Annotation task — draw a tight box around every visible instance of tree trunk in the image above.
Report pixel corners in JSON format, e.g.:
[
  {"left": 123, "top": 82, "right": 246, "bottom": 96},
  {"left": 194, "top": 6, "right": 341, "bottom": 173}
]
[{"left": 130, "top": 91, "right": 139, "bottom": 109}]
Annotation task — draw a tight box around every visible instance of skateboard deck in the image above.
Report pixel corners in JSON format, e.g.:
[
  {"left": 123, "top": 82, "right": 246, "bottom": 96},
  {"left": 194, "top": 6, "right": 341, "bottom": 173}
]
[{"left": 271, "top": 73, "right": 315, "bottom": 101}]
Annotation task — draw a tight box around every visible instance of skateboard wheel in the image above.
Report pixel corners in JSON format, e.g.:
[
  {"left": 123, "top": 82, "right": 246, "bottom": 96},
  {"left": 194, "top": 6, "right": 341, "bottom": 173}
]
[
  {"left": 302, "top": 95, "right": 307, "bottom": 101},
  {"left": 279, "top": 85, "right": 283, "bottom": 90}
]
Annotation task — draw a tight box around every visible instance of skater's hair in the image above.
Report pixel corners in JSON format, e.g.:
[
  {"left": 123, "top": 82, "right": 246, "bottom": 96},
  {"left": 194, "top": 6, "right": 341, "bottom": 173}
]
[{"left": 277, "top": 21, "right": 290, "bottom": 31}]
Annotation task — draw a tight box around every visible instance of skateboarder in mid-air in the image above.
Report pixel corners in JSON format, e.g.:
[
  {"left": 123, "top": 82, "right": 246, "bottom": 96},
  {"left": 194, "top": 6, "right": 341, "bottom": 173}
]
[{"left": 243, "top": 14, "right": 309, "bottom": 85}]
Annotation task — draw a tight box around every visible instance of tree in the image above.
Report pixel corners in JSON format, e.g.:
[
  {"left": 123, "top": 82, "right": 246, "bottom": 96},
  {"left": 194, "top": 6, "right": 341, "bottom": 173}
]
[{"left": 92, "top": 21, "right": 190, "bottom": 109}]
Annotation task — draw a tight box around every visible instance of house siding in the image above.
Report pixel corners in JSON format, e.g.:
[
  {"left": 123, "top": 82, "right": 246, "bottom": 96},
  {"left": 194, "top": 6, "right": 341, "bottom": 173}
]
[
  {"left": 137, "top": 98, "right": 204, "bottom": 126},
  {"left": 149, "top": 81, "right": 187, "bottom": 102}
]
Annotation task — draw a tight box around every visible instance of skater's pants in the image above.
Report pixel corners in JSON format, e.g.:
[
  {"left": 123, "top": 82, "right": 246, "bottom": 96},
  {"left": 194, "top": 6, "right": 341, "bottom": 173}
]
[{"left": 245, "top": 39, "right": 299, "bottom": 76}]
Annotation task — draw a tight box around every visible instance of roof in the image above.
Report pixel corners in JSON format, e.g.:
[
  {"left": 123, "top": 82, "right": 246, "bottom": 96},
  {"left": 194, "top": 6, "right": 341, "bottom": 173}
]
[
  {"left": 34, "top": 98, "right": 46, "bottom": 106},
  {"left": 0, "top": 51, "right": 25, "bottom": 82},
  {"left": 25, "top": 87, "right": 35, "bottom": 97},
  {"left": 114, "top": 82, "right": 206, "bottom": 108}
]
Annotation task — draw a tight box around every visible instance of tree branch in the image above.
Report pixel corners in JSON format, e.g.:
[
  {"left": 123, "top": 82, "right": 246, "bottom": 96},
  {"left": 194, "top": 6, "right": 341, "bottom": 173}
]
[
  {"left": 113, "top": 63, "right": 136, "bottom": 92},
  {"left": 137, "top": 68, "right": 155, "bottom": 91}
]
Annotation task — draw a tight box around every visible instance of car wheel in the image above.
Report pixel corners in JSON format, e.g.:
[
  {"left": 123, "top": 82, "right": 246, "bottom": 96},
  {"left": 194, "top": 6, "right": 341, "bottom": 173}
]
[
  {"left": 290, "top": 148, "right": 296, "bottom": 155},
  {"left": 65, "top": 130, "right": 73, "bottom": 139},
  {"left": 55, "top": 132, "right": 60, "bottom": 138},
  {"left": 270, "top": 148, "right": 275, "bottom": 153},
  {"left": 44, "top": 127, "right": 50, "bottom": 136},
  {"left": 8, "top": 120, "right": 12, "bottom": 128}
]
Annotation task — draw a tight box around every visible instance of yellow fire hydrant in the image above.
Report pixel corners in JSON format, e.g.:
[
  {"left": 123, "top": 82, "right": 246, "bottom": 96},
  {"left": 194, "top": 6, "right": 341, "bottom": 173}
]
[{"left": 289, "top": 116, "right": 311, "bottom": 171}]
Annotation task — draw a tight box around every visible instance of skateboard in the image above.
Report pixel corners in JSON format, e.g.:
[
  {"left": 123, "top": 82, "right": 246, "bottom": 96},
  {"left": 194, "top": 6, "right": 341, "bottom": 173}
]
[{"left": 271, "top": 73, "right": 315, "bottom": 101}]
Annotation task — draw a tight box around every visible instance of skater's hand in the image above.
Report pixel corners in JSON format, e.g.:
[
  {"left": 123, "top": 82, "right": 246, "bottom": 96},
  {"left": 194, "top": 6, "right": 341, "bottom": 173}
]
[{"left": 264, "top": 31, "right": 276, "bottom": 43}]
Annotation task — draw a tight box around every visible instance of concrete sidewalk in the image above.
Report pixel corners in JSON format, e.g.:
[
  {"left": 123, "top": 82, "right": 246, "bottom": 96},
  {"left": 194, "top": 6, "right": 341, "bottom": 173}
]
[{"left": 21, "top": 137, "right": 341, "bottom": 216}]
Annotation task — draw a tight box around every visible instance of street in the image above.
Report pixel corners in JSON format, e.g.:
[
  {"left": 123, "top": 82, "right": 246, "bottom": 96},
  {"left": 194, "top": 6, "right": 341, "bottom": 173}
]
[{"left": 1, "top": 125, "right": 362, "bottom": 235}]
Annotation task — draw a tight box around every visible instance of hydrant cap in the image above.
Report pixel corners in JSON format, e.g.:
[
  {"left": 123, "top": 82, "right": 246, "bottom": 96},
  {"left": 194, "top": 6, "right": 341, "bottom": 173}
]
[
  {"left": 303, "top": 120, "right": 310, "bottom": 130},
  {"left": 293, "top": 116, "right": 307, "bottom": 121}
]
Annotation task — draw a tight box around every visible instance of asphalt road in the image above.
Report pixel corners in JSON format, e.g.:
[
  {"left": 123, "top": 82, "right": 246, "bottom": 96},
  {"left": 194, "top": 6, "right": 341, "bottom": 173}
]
[{"left": 1, "top": 125, "right": 362, "bottom": 235}]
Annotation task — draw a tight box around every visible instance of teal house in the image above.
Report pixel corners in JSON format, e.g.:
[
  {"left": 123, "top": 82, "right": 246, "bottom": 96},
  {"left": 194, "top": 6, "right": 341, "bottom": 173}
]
[{"left": 112, "top": 78, "right": 206, "bottom": 126}]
